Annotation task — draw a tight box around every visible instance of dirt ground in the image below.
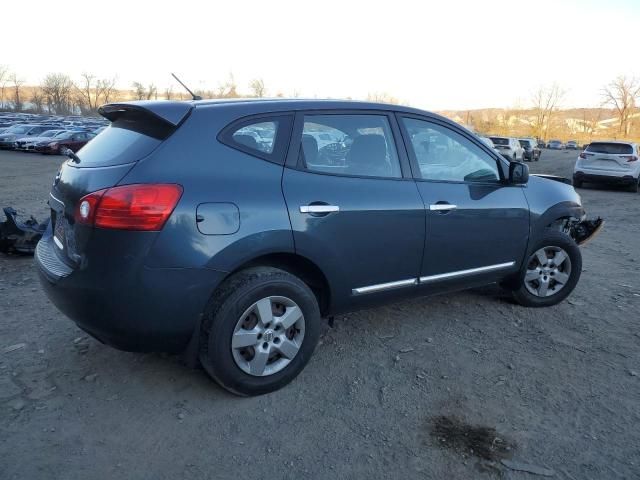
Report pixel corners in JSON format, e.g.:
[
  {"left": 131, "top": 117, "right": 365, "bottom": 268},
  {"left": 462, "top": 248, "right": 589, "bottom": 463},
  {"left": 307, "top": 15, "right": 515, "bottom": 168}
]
[{"left": 1, "top": 148, "right": 639, "bottom": 480}]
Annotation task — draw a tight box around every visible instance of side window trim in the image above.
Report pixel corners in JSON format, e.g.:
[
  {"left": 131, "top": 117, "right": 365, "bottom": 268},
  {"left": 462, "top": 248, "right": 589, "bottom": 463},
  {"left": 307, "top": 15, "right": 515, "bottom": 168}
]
[
  {"left": 285, "top": 109, "right": 412, "bottom": 180},
  {"left": 396, "top": 114, "right": 506, "bottom": 183},
  {"left": 218, "top": 112, "right": 294, "bottom": 165}
]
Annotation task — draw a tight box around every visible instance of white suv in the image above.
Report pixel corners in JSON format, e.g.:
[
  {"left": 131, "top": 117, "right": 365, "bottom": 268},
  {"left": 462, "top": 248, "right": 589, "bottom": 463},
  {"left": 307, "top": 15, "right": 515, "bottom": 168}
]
[
  {"left": 573, "top": 141, "right": 640, "bottom": 192},
  {"left": 489, "top": 136, "right": 524, "bottom": 161}
]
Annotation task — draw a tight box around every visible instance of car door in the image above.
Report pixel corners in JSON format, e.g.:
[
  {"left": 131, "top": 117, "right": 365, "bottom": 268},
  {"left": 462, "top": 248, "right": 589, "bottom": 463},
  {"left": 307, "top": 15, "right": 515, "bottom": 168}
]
[
  {"left": 282, "top": 111, "right": 425, "bottom": 311},
  {"left": 397, "top": 115, "right": 529, "bottom": 290}
]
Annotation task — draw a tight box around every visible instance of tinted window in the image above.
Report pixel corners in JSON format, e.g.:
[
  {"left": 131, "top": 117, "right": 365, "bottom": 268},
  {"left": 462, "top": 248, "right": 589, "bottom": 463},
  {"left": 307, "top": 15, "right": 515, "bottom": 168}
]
[
  {"left": 403, "top": 118, "right": 499, "bottom": 183},
  {"left": 232, "top": 121, "right": 277, "bottom": 154},
  {"left": 586, "top": 142, "right": 633, "bottom": 155},
  {"left": 489, "top": 137, "right": 509, "bottom": 146},
  {"left": 75, "top": 124, "right": 161, "bottom": 167},
  {"left": 300, "top": 114, "right": 401, "bottom": 178}
]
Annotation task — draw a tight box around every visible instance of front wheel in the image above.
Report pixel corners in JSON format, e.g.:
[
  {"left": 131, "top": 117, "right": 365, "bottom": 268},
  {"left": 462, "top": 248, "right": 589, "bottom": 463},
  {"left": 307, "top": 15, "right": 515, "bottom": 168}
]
[
  {"left": 199, "top": 267, "right": 321, "bottom": 396},
  {"left": 510, "top": 230, "right": 582, "bottom": 307}
]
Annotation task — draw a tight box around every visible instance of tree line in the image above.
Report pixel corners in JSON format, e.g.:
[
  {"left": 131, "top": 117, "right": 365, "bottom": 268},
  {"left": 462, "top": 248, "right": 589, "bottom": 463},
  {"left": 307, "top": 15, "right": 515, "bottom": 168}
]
[
  {"left": 0, "top": 68, "right": 273, "bottom": 116},
  {"left": 1, "top": 66, "right": 638, "bottom": 141}
]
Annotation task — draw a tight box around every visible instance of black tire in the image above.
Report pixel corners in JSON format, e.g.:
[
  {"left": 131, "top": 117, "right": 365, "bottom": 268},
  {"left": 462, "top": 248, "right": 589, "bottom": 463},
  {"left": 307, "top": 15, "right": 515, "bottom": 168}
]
[
  {"left": 573, "top": 178, "right": 583, "bottom": 188},
  {"left": 511, "top": 229, "right": 582, "bottom": 308},
  {"left": 628, "top": 179, "right": 639, "bottom": 193},
  {"left": 199, "top": 267, "right": 321, "bottom": 396}
]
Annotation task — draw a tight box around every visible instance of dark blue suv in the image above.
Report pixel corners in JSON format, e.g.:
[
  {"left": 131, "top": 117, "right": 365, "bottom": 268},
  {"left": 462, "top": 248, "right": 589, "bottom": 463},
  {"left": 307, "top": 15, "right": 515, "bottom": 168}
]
[{"left": 36, "top": 99, "right": 600, "bottom": 395}]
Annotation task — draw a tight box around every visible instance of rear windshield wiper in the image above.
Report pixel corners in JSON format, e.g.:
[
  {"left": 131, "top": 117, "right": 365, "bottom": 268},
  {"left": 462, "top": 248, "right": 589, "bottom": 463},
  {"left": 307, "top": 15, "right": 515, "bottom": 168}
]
[{"left": 61, "top": 147, "right": 81, "bottom": 164}]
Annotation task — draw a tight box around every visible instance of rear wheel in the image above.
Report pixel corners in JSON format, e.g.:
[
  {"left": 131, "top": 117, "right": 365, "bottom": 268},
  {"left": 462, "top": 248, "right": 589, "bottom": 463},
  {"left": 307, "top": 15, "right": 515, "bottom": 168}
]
[
  {"left": 511, "top": 230, "right": 582, "bottom": 307},
  {"left": 199, "top": 267, "right": 321, "bottom": 396},
  {"left": 628, "top": 178, "right": 639, "bottom": 193},
  {"left": 573, "top": 178, "right": 583, "bottom": 188}
]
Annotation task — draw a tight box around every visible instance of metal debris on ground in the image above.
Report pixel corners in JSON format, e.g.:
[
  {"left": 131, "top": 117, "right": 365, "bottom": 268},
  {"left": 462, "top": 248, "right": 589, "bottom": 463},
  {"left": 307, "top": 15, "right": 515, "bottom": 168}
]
[{"left": 0, "top": 207, "right": 48, "bottom": 255}]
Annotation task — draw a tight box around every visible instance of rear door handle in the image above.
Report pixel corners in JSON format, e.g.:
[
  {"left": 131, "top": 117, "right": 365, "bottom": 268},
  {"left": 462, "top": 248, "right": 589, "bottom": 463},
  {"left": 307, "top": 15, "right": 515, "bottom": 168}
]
[
  {"left": 300, "top": 205, "right": 340, "bottom": 214},
  {"left": 429, "top": 203, "right": 457, "bottom": 212}
]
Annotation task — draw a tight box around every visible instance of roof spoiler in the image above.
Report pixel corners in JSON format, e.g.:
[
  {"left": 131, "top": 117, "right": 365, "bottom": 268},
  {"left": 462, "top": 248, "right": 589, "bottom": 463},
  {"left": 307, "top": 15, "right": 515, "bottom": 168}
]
[{"left": 98, "top": 101, "right": 194, "bottom": 139}]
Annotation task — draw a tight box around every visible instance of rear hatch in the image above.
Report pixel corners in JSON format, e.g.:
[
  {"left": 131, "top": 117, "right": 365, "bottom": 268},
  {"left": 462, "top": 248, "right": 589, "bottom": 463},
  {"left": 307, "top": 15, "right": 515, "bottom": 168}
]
[
  {"left": 490, "top": 138, "right": 510, "bottom": 150},
  {"left": 48, "top": 101, "right": 192, "bottom": 268},
  {"left": 579, "top": 142, "right": 636, "bottom": 173}
]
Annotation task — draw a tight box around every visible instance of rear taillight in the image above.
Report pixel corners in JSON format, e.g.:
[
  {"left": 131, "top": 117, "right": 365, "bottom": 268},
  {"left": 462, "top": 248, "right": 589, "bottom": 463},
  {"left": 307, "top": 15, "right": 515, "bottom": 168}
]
[
  {"left": 579, "top": 152, "right": 587, "bottom": 159},
  {"left": 623, "top": 155, "right": 638, "bottom": 162},
  {"left": 75, "top": 184, "right": 183, "bottom": 231}
]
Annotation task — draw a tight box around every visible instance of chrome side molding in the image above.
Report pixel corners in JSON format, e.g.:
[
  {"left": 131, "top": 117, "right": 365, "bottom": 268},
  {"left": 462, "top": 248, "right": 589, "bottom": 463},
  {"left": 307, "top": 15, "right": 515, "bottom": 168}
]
[
  {"left": 352, "top": 278, "right": 417, "bottom": 295},
  {"left": 352, "top": 262, "right": 516, "bottom": 295},
  {"left": 419, "top": 261, "right": 515, "bottom": 283}
]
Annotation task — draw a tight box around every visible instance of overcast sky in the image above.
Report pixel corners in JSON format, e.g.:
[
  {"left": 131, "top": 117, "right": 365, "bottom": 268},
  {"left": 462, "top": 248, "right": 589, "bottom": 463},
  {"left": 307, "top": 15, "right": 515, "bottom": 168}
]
[{"left": 3, "top": 0, "right": 639, "bottom": 110}]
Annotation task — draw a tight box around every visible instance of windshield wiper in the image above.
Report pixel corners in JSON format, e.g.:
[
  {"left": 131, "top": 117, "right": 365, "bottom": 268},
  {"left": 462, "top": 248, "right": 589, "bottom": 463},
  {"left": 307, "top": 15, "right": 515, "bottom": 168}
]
[{"left": 61, "top": 147, "right": 81, "bottom": 164}]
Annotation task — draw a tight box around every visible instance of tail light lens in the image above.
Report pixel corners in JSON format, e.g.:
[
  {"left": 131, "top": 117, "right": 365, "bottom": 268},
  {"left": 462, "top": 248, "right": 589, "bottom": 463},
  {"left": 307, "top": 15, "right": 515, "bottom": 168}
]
[
  {"left": 75, "top": 184, "right": 183, "bottom": 231},
  {"left": 579, "top": 152, "right": 587, "bottom": 159},
  {"left": 623, "top": 155, "right": 638, "bottom": 162}
]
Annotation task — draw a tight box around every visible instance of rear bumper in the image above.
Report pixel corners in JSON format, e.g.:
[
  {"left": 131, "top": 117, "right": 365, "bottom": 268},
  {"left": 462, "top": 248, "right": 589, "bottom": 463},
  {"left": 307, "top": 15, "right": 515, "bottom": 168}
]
[
  {"left": 573, "top": 170, "right": 637, "bottom": 185},
  {"left": 35, "top": 231, "right": 227, "bottom": 353}
]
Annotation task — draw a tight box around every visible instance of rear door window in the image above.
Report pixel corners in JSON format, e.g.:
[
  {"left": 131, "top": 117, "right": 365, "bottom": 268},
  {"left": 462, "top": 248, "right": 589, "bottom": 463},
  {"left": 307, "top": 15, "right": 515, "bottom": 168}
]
[
  {"left": 299, "top": 114, "right": 402, "bottom": 178},
  {"left": 586, "top": 142, "right": 633, "bottom": 155}
]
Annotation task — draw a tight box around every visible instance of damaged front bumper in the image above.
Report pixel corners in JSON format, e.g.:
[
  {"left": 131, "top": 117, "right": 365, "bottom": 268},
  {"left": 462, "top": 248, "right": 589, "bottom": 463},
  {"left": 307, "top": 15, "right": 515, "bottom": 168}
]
[{"left": 567, "top": 217, "right": 604, "bottom": 246}]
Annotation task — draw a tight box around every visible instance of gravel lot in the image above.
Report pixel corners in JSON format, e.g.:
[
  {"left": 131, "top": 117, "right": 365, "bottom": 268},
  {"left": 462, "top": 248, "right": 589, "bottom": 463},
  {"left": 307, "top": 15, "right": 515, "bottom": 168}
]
[{"left": 1, "top": 148, "right": 639, "bottom": 479}]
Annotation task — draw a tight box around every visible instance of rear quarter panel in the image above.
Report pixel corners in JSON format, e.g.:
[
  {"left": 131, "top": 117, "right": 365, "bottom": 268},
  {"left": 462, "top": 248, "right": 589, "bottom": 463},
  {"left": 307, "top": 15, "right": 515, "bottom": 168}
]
[{"left": 119, "top": 105, "right": 294, "bottom": 271}]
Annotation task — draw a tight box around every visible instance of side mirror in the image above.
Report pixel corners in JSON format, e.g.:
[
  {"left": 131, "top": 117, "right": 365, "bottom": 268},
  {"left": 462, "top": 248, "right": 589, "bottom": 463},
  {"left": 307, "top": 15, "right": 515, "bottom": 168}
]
[{"left": 509, "top": 161, "right": 529, "bottom": 184}]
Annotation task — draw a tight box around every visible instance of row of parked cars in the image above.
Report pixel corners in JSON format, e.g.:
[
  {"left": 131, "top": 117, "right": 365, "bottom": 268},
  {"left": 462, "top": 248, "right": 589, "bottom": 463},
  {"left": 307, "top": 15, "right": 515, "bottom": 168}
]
[
  {"left": 476, "top": 135, "right": 541, "bottom": 162},
  {"left": 0, "top": 112, "right": 107, "bottom": 154}
]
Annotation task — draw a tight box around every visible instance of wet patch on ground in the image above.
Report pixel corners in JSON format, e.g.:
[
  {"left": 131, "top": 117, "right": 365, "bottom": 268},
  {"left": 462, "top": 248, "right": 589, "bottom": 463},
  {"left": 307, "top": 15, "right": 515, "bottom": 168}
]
[{"left": 428, "top": 415, "right": 515, "bottom": 461}]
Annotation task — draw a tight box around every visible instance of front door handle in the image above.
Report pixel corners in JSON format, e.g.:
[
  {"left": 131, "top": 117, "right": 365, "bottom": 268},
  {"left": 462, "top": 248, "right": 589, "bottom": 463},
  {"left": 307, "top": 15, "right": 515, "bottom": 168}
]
[
  {"left": 300, "top": 205, "right": 340, "bottom": 214},
  {"left": 429, "top": 203, "right": 457, "bottom": 212}
]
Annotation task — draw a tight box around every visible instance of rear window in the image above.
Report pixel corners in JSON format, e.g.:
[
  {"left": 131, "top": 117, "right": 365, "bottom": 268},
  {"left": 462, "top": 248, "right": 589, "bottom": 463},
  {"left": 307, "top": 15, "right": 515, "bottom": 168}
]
[
  {"left": 586, "top": 142, "right": 633, "bottom": 155},
  {"left": 75, "top": 124, "right": 161, "bottom": 167},
  {"left": 489, "top": 137, "right": 509, "bottom": 146}
]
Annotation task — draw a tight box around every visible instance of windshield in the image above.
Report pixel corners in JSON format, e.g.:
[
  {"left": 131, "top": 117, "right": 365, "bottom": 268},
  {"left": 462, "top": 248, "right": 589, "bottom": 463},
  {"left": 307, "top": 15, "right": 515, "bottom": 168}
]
[
  {"left": 519, "top": 140, "right": 530, "bottom": 147},
  {"left": 489, "top": 137, "right": 509, "bottom": 146},
  {"left": 586, "top": 142, "right": 633, "bottom": 155},
  {"left": 7, "top": 125, "right": 29, "bottom": 134},
  {"left": 40, "top": 130, "right": 61, "bottom": 137}
]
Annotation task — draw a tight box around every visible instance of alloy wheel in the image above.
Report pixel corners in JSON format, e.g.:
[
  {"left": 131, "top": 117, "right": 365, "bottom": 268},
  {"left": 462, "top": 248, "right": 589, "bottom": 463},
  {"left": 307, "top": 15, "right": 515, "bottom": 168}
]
[
  {"left": 524, "top": 246, "right": 572, "bottom": 297},
  {"left": 231, "top": 296, "right": 305, "bottom": 376}
]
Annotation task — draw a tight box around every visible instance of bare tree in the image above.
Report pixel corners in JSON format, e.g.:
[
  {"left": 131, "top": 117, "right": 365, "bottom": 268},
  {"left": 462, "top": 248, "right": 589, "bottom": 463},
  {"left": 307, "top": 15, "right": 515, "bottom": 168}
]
[
  {"left": 602, "top": 76, "right": 640, "bottom": 137},
  {"left": 74, "top": 73, "right": 116, "bottom": 114},
  {"left": 366, "top": 92, "right": 401, "bottom": 105},
  {"left": 0, "top": 65, "right": 8, "bottom": 110},
  {"left": 249, "top": 78, "right": 266, "bottom": 97},
  {"left": 216, "top": 73, "right": 238, "bottom": 98},
  {"left": 41, "top": 73, "right": 74, "bottom": 115},
  {"left": 9, "top": 73, "right": 25, "bottom": 111},
  {"left": 164, "top": 86, "right": 173, "bottom": 100},
  {"left": 531, "top": 83, "right": 565, "bottom": 140},
  {"left": 30, "top": 88, "right": 45, "bottom": 113},
  {"left": 132, "top": 82, "right": 157, "bottom": 100}
]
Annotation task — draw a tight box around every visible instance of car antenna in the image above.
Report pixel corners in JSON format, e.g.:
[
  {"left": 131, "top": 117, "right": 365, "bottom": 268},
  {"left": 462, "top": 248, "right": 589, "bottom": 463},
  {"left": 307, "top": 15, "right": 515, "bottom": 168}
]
[{"left": 171, "top": 73, "right": 202, "bottom": 101}]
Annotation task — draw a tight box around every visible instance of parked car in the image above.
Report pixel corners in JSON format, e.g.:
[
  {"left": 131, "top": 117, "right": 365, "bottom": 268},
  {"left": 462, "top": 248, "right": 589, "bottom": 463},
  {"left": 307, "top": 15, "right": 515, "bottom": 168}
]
[
  {"left": 488, "top": 136, "right": 524, "bottom": 161},
  {"left": 33, "top": 130, "right": 93, "bottom": 154},
  {"left": 573, "top": 141, "right": 640, "bottom": 192},
  {"left": 518, "top": 138, "right": 541, "bottom": 162},
  {"left": 548, "top": 140, "right": 565, "bottom": 150},
  {"left": 36, "top": 99, "right": 599, "bottom": 396},
  {"left": 15, "top": 129, "right": 66, "bottom": 151},
  {"left": 0, "top": 124, "right": 58, "bottom": 149},
  {"left": 537, "top": 140, "right": 547, "bottom": 149},
  {"left": 566, "top": 140, "right": 579, "bottom": 150}
]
